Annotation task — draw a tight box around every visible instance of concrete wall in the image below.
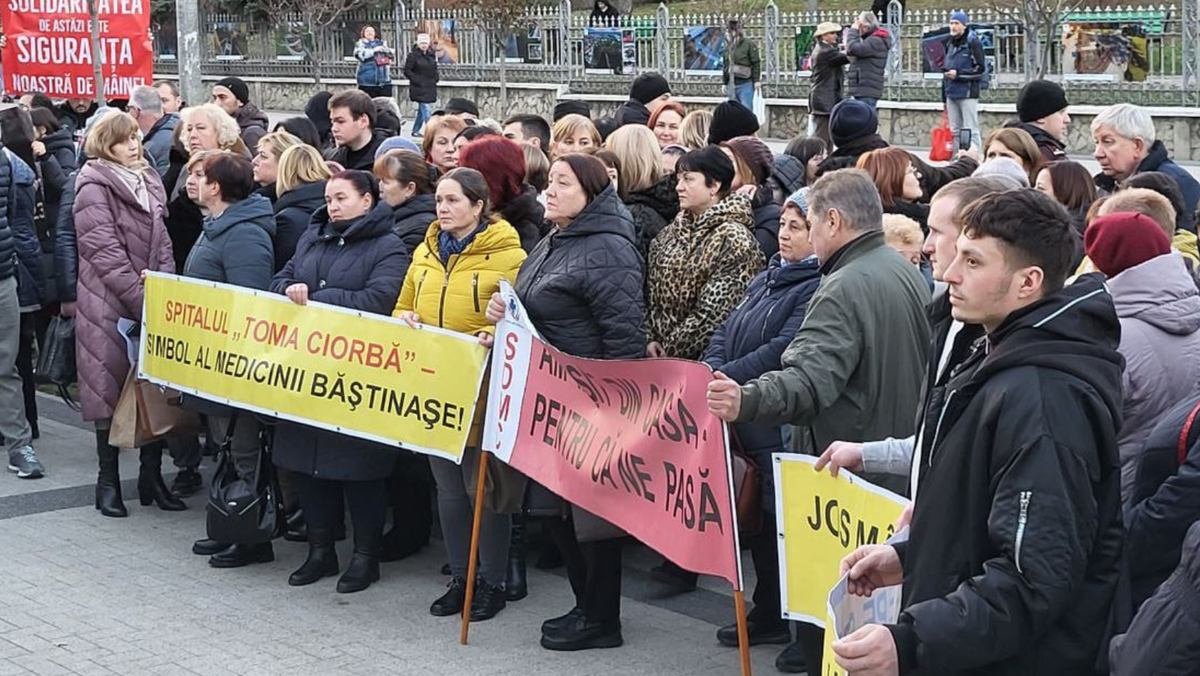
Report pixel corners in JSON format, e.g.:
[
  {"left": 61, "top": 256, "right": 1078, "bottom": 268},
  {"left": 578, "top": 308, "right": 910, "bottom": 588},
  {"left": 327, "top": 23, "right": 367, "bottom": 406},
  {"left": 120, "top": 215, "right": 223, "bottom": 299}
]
[{"left": 162, "top": 75, "right": 1200, "bottom": 161}]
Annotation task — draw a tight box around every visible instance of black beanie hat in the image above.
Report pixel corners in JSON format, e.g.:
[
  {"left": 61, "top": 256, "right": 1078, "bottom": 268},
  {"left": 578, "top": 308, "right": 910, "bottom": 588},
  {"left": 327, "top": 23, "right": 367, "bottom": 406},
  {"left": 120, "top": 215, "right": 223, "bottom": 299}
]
[
  {"left": 830, "top": 99, "right": 878, "bottom": 146},
  {"left": 215, "top": 77, "right": 250, "bottom": 105},
  {"left": 629, "top": 73, "right": 671, "bottom": 105},
  {"left": 708, "top": 100, "right": 760, "bottom": 145},
  {"left": 1017, "top": 80, "right": 1069, "bottom": 123},
  {"left": 554, "top": 100, "right": 591, "bottom": 121}
]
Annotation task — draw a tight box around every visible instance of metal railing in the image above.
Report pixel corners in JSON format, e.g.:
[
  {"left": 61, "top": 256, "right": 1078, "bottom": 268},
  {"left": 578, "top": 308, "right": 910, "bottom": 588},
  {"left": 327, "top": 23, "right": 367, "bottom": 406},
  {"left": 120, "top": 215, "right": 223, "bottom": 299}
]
[{"left": 151, "top": 1, "right": 1200, "bottom": 106}]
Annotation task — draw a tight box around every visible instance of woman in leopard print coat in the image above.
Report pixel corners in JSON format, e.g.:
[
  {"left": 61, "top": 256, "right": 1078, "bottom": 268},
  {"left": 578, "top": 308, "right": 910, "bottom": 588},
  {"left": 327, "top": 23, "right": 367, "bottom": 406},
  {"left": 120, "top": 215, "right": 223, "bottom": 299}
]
[{"left": 645, "top": 146, "right": 765, "bottom": 360}]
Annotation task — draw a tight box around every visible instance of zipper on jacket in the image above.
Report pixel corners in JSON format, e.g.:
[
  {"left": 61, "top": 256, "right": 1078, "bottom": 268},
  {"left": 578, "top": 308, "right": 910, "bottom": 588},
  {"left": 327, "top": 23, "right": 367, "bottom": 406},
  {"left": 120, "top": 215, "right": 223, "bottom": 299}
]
[
  {"left": 1015, "top": 491, "right": 1031, "bottom": 574},
  {"left": 437, "top": 255, "right": 460, "bottom": 330},
  {"left": 415, "top": 270, "right": 428, "bottom": 305},
  {"left": 927, "top": 389, "right": 956, "bottom": 469},
  {"left": 472, "top": 273, "right": 480, "bottom": 313}
]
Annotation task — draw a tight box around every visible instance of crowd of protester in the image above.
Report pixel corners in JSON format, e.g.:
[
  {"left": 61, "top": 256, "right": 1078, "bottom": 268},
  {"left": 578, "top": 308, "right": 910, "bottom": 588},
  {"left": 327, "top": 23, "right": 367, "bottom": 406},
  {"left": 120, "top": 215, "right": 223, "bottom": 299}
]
[{"left": 3, "top": 12, "right": 1200, "bottom": 673}]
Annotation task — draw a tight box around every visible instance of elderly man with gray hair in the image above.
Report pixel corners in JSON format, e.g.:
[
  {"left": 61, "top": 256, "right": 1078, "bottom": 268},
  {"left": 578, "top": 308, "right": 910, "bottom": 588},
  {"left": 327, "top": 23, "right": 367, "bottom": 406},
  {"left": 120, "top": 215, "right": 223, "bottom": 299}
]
[
  {"left": 844, "top": 10, "right": 892, "bottom": 108},
  {"left": 707, "top": 168, "right": 931, "bottom": 674},
  {"left": 127, "top": 84, "right": 178, "bottom": 177},
  {"left": 1093, "top": 102, "right": 1200, "bottom": 222}
]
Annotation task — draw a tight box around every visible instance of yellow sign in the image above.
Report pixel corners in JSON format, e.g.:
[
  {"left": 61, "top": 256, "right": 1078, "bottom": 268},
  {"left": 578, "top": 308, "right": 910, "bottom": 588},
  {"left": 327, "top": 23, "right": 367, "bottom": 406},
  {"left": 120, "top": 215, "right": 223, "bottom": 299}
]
[
  {"left": 773, "top": 453, "right": 908, "bottom": 627},
  {"left": 139, "top": 273, "right": 489, "bottom": 463}
]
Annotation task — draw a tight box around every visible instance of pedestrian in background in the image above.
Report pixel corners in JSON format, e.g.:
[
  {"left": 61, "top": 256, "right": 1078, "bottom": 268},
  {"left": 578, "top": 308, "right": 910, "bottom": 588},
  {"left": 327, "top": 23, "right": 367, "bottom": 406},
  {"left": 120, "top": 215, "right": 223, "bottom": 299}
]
[
  {"left": 403, "top": 33, "right": 439, "bottom": 138},
  {"left": 355, "top": 25, "right": 394, "bottom": 99},
  {"left": 724, "top": 20, "right": 761, "bottom": 111}
]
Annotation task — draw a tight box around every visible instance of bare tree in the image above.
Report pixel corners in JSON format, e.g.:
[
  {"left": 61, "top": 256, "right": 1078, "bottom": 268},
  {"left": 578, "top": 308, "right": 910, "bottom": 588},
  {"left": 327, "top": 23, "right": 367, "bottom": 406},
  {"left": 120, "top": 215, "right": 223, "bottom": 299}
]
[
  {"left": 990, "top": 0, "right": 1086, "bottom": 80},
  {"left": 262, "top": 0, "right": 370, "bottom": 84},
  {"left": 448, "top": 0, "right": 547, "bottom": 114}
]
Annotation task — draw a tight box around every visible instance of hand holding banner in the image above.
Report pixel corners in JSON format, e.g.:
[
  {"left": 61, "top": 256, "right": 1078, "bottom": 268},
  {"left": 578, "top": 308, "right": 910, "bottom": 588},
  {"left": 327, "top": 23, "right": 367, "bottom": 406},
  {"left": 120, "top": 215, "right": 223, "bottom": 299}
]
[{"left": 774, "top": 454, "right": 908, "bottom": 627}]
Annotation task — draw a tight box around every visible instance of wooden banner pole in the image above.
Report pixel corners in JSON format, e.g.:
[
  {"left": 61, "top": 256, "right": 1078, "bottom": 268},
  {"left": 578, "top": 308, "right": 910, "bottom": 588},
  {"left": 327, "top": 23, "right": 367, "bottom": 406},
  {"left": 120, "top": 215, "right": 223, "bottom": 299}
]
[
  {"left": 460, "top": 450, "right": 491, "bottom": 645},
  {"left": 734, "top": 589, "right": 753, "bottom": 676}
]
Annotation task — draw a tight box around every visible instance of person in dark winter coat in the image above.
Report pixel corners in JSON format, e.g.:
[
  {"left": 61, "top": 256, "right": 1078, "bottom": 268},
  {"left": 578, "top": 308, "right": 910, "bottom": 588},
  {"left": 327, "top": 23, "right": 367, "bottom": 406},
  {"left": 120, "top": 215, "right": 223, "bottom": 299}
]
[
  {"left": 614, "top": 73, "right": 671, "bottom": 128},
  {"left": 723, "top": 136, "right": 782, "bottom": 259},
  {"left": 72, "top": 113, "right": 177, "bottom": 516},
  {"left": 1005, "top": 80, "right": 1070, "bottom": 164},
  {"left": 374, "top": 148, "right": 436, "bottom": 255},
  {"left": 857, "top": 146, "right": 931, "bottom": 231},
  {"left": 273, "top": 145, "right": 333, "bottom": 271},
  {"left": 304, "top": 92, "right": 335, "bottom": 151},
  {"left": 272, "top": 170, "right": 409, "bottom": 595},
  {"left": 809, "top": 23, "right": 849, "bottom": 148},
  {"left": 129, "top": 85, "right": 179, "bottom": 177},
  {"left": 487, "top": 153, "right": 645, "bottom": 652},
  {"left": 589, "top": 0, "right": 620, "bottom": 24},
  {"left": 941, "top": 11, "right": 986, "bottom": 150},
  {"left": 708, "top": 100, "right": 760, "bottom": 146},
  {"left": 56, "top": 98, "right": 97, "bottom": 141},
  {"left": 182, "top": 153, "right": 277, "bottom": 568},
  {"left": 327, "top": 90, "right": 388, "bottom": 172},
  {"left": 706, "top": 187, "right": 821, "bottom": 657},
  {"left": 624, "top": 175, "right": 678, "bottom": 256},
  {"left": 1092, "top": 103, "right": 1200, "bottom": 223},
  {"left": 845, "top": 12, "right": 891, "bottom": 106},
  {"left": 818, "top": 99, "right": 978, "bottom": 201},
  {"left": 606, "top": 124, "right": 679, "bottom": 254},
  {"left": 828, "top": 191, "right": 1124, "bottom": 676},
  {"left": 458, "top": 136, "right": 546, "bottom": 253},
  {"left": 32, "top": 110, "right": 78, "bottom": 175},
  {"left": 403, "top": 34, "right": 439, "bottom": 137},
  {"left": 212, "top": 77, "right": 269, "bottom": 155},
  {"left": 1110, "top": 520, "right": 1200, "bottom": 675},
  {"left": 1124, "top": 390, "right": 1200, "bottom": 612}
]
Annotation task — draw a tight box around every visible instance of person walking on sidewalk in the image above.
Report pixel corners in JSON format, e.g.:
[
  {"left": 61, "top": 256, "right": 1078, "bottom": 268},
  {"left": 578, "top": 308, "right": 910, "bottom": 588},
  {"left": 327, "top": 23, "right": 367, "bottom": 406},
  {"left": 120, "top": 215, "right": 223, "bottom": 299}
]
[
  {"left": 723, "top": 20, "right": 761, "bottom": 111},
  {"left": 942, "top": 11, "right": 986, "bottom": 151},
  {"left": 403, "top": 33, "right": 439, "bottom": 138}
]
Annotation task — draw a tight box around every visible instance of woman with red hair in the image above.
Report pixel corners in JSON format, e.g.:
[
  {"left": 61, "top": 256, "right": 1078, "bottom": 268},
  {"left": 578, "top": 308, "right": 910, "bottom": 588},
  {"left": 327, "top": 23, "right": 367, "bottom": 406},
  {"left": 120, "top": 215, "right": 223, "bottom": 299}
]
[
  {"left": 856, "top": 147, "right": 929, "bottom": 230},
  {"left": 458, "top": 135, "right": 546, "bottom": 252}
]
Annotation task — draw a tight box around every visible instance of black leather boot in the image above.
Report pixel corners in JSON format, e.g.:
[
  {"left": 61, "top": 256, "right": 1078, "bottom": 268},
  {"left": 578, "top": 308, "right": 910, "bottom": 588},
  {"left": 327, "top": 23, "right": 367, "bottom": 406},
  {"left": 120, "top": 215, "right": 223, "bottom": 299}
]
[
  {"left": 505, "top": 515, "right": 528, "bottom": 601},
  {"left": 170, "top": 468, "right": 203, "bottom": 498},
  {"left": 137, "top": 445, "right": 186, "bottom": 511},
  {"left": 289, "top": 527, "right": 339, "bottom": 586},
  {"left": 337, "top": 528, "right": 381, "bottom": 594},
  {"left": 94, "top": 429, "right": 127, "bottom": 518},
  {"left": 209, "top": 542, "right": 275, "bottom": 568},
  {"left": 540, "top": 615, "right": 623, "bottom": 651},
  {"left": 469, "top": 579, "right": 508, "bottom": 621},
  {"left": 284, "top": 509, "right": 307, "bottom": 542}
]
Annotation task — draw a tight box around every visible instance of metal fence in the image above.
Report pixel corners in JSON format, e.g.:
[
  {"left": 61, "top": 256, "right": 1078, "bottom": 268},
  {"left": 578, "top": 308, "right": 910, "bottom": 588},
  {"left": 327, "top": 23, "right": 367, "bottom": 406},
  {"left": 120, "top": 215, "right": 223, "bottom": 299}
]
[{"left": 152, "top": 0, "right": 1200, "bottom": 106}]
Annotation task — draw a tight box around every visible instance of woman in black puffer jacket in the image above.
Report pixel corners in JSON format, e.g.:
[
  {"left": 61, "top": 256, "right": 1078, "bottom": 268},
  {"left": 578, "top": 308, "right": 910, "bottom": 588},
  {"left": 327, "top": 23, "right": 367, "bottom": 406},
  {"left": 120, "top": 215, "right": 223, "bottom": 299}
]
[
  {"left": 272, "top": 145, "right": 332, "bottom": 270},
  {"left": 486, "top": 153, "right": 645, "bottom": 652},
  {"left": 374, "top": 148, "right": 437, "bottom": 255},
  {"left": 607, "top": 124, "right": 679, "bottom": 256}
]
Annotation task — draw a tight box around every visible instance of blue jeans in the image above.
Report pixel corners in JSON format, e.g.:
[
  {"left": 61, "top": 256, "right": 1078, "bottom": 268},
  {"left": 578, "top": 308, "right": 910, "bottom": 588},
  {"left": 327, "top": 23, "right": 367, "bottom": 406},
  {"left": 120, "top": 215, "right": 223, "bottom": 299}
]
[
  {"left": 854, "top": 96, "right": 879, "bottom": 109},
  {"left": 733, "top": 82, "right": 755, "bottom": 110},
  {"left": 412, "top": 102, "right": 432, "bottom": 136}
]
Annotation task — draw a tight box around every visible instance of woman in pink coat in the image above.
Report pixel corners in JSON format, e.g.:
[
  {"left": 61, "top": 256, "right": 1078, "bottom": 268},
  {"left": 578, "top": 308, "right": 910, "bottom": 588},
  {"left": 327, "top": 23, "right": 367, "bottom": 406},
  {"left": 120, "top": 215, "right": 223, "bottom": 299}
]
[{"left": 73, "top": 112, "right": 184, "bottom": 518}]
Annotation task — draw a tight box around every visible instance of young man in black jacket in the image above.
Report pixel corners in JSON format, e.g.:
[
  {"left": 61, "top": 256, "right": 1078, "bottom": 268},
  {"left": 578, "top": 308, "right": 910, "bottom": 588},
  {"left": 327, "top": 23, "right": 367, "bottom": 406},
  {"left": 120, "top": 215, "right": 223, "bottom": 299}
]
[{"left": 830, "top": 189, "right": 1124, "bottom": 676}]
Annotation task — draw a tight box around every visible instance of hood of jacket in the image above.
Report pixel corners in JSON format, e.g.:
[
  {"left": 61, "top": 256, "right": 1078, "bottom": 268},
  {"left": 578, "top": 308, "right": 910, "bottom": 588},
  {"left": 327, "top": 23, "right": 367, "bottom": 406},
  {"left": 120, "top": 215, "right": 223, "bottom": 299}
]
[
  {"left": 393, "top": 192, "right": 436, "bottom": 225},
  {"left": 771, "top": 154, "right": 806, "bottom": 194},
  {"left": 614, "top": 99, "right": 651, "bottom": 127},
  {"left": 559, "top": 185, "right": 637, "bottom": 244},
  {"left": 682, "top": 191, "right": 754, "bottom": 235},
  {"left": 204, "top": 193, "right": 276, "bottom": 239},
  {"left": 41, "top": 127, "right": 76, "bottom": 156},
  {"left": 971, "top": 273, "right": 1124, "bottom": 424},
  {"left": 275, "top": 180, "right": 326, "bottom": 214},
  {"left": 626, "top": 175, "right": 680, "bottom": 222},
  {"left": 1110, "top": 251, "right": 1200, "bottom": 336},
  {"left": 421, "top": 216, "right": 524, "bottom": 259},
  {"left": 1004, "top": 120, "right": 1065, "bottom": 151},
  {"left": 311, "top": 201, "right": 396, "bottom": 243},
  {"left": 235, "top": 103, "right": 269, "bottom": 134},
  {"left": 766, "top": 253, "right": 822, "bottom": 291}
]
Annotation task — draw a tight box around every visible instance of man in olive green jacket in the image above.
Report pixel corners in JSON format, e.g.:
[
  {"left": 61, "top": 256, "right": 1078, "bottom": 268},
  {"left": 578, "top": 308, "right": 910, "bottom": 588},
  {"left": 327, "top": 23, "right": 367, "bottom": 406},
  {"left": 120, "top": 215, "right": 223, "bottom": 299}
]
[
  {"left": 724, "top": 20, "right": 761, "bottom": 110},
  {"left": 708, "top": 167, "right": 930, "bottom": 674}
]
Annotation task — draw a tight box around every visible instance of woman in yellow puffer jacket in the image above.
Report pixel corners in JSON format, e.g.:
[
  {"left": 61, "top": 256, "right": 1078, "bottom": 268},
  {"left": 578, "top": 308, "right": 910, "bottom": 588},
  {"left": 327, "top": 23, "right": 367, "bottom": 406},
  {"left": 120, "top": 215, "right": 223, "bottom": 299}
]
[{"left": 393, "top": 167, "right": 526, "bottom": 622}]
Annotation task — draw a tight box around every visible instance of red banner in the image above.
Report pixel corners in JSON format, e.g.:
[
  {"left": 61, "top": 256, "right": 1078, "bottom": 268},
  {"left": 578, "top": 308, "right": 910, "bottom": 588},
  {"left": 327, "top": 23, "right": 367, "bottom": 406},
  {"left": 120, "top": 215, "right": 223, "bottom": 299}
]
[
  {"left": 484, "top": 316, "right": 742, "bottom": 588},
  {"left": 2, "top": 0, "right": 153, "bottom": 99}
]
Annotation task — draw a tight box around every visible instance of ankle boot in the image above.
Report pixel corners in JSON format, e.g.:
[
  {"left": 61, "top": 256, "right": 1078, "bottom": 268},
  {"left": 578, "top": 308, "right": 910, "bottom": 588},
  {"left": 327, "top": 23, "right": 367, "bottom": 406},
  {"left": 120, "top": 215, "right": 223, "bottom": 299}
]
[
  {"left": 94, "top": 429, "right": 127, "bottom": 518},
  {"left": 337, "top": 528, "right": 382, "bottom": 594},
  {"left": 506, "top": 515, "right": 528, "bottom": 601},
  {"left": 289, "top": 526, "right": 340, "bottom": 586},
  {"left": 137, "top": 445, "right": 187, "bottom": 511}
]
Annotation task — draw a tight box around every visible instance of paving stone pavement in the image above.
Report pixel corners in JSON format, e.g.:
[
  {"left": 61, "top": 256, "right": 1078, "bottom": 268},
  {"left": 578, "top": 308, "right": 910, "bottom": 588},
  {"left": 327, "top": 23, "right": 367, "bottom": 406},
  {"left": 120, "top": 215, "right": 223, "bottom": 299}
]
[{"left": 0, "top": 394, "right": 800, "bottom": 676}]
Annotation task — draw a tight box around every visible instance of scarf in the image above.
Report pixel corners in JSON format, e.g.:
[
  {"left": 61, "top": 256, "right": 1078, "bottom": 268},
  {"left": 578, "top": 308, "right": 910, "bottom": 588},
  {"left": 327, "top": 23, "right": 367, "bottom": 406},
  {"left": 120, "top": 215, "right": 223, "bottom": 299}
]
[
  {"left": 98, "top": 159, "right": 150, "bottom": 211},
  {"left": 438, "top": 221, "right": 489, "bottom": 266}
]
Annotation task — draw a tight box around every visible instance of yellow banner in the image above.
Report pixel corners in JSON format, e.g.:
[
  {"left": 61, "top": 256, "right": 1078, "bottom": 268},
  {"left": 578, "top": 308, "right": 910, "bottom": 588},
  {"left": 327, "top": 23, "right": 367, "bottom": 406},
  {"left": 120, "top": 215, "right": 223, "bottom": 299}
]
[
  {"left": 139, "top": 273, "right": 488, "bottom": 463},
  {"left": 773, "top": 453, "right": 908, "bottom": 627}
]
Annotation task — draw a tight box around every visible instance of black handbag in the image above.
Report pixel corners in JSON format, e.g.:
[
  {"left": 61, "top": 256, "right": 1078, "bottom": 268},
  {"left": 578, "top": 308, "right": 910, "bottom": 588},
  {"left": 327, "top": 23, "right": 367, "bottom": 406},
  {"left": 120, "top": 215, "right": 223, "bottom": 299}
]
[
  {"left": 35, "top": 315, "right": 78, "bottom": 408},
  {"left": 206, "top": 415, "right": 283, "bottom": 544}
]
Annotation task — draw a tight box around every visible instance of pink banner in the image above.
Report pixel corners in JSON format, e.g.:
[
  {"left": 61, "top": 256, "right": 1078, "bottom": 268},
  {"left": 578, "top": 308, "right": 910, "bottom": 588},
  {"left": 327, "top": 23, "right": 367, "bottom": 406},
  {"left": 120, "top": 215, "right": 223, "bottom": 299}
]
[{"left": 484, "top": 321, "right": 742, "bottom": 588}]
